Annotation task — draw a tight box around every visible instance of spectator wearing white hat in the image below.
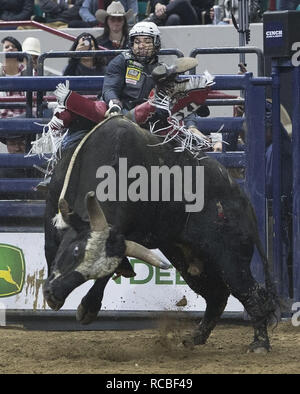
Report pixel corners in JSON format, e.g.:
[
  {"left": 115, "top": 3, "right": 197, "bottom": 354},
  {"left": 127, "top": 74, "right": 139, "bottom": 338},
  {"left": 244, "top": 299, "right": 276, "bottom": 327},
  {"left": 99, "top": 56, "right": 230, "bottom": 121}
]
[{"left": 22, "top": 37, "right": 41, "bottom": 74}]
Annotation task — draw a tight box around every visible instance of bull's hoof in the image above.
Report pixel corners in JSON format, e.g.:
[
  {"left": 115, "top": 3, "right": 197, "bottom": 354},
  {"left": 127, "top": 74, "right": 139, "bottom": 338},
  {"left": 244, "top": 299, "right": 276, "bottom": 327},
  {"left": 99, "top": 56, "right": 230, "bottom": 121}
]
[
  {"left": 182, "top": 337, "right": 195, "bottom": 350},
  {"left": 182, "top": 330, "right": 207, "bottom": 349},
  {"left": 76, "top": 303, "right": 98, "bottom": 325},
  {"left": 247, "top": 340, "right": 270, "bottom": 354}
]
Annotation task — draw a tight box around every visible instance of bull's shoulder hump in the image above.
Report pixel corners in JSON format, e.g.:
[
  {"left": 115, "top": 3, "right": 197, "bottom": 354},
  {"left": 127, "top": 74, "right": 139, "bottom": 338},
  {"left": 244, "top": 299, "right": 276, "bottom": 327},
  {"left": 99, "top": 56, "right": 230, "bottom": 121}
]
[{"left": 104, "top": 115, "right": 149, "bottom": 138}]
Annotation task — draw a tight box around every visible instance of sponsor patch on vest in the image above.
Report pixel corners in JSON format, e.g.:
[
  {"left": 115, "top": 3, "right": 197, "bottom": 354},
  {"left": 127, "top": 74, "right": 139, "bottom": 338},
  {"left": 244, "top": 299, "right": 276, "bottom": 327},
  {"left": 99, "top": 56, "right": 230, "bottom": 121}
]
[{"left": 125, "top": 66, "right": 141, "bottom": 85}]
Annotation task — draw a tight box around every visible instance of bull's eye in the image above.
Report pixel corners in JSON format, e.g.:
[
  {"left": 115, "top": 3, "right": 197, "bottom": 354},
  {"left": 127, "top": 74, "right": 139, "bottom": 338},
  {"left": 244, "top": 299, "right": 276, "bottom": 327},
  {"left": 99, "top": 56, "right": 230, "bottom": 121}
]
[{"left": 73, "top": 245, "right": 80, "bottom": 257}]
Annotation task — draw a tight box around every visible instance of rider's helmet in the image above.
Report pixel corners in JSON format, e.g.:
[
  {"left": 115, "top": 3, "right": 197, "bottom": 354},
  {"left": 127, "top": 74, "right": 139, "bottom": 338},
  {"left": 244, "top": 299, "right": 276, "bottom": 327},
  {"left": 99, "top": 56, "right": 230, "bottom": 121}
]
[{"left": 128, "top": 21, "right": 161, "bottom": 64}]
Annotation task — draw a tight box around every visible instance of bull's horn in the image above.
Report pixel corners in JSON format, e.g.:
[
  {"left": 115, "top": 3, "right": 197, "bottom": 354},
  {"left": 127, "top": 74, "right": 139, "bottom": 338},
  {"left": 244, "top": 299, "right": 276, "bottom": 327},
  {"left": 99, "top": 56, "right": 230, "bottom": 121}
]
[
  {"left": 86, "top": 191, "right": 108, "bottom": 231},
  {"left": 125, "top": 241, "right": 171, "bottom": 270},
  {"left": 58, "top": 198, "right": 70, "bottom": 223}
]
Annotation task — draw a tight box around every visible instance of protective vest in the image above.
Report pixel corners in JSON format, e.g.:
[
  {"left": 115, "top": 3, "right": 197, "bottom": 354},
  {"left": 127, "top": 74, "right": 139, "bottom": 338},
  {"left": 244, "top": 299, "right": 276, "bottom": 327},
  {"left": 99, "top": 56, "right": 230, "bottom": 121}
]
[{"left": 102, "top": 51, "right": 160, "bottom": 110}]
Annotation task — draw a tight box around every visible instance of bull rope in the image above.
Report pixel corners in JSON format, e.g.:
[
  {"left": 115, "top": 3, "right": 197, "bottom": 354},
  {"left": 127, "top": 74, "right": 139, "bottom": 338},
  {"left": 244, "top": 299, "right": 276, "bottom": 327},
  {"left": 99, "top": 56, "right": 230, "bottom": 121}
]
[{"left": 58, "top": 116, "right": 116, "bottom": 207}]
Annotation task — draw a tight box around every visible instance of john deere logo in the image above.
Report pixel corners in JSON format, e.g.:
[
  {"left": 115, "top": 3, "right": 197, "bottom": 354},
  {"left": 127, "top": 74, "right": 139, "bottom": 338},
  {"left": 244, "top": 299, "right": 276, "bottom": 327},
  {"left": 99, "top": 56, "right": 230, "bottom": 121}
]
[{"left": 0, "top": 244, "right": 25, "bottom": 297}]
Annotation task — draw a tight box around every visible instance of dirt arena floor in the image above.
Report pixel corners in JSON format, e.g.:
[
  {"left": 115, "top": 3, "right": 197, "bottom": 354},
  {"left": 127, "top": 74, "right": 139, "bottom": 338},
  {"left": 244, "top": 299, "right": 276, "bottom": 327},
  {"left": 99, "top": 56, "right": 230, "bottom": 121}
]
[{"left": 1, "top": 320, "right": 299, "bottom": 374}]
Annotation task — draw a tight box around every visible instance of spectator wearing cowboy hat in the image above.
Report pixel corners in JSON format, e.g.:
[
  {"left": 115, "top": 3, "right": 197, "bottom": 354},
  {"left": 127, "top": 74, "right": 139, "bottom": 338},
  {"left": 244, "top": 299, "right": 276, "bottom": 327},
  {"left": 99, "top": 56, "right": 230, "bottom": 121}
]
[
  {"left": 79, "top": 0, "right": 137, "bottom": 27},
  {"left": 96, "top": 1, "right": 134, "bottom": 61}
]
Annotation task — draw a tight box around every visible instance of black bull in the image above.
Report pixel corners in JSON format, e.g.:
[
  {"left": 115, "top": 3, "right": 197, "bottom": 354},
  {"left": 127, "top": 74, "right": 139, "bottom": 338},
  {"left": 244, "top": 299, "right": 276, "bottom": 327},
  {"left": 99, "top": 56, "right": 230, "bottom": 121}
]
[{"left": 43, "top": 116, "right": 278, "bottom": 352}]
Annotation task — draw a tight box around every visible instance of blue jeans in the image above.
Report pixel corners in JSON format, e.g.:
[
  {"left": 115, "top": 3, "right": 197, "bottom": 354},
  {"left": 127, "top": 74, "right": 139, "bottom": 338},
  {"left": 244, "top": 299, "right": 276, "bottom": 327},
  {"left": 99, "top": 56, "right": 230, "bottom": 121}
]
[
  {"left": 277, "top": 0, "right": 300, "bottom": 9},
  {"left": 120, "top": 0, "right": 138, "bottom": 14},
  {"left": 61, "top": 130, "right": 87, "bottom": 150}
]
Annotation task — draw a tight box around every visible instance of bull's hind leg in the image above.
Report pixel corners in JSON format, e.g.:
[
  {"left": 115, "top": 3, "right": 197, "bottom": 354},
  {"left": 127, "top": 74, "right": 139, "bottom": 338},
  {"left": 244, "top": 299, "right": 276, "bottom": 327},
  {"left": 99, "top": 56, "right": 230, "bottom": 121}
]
[
  {"left": 240, "top": 283, "right": 275, "bottom": 353},
  {"left": 180, "top": 271, "right": 230, "bottom": 347},
  {"left": 215, "top": 252, "right": 276, "bottom": 353},
  {"left": 160, "top": 246, "right": 229, "bottom": 347}
]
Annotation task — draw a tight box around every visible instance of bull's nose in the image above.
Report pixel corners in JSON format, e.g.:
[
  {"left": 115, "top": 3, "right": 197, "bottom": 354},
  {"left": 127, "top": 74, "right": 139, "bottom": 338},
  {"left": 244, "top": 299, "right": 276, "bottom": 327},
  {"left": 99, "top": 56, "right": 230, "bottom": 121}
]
[{"left": 43, "top": 271, "right": 86, "bottom": 310}]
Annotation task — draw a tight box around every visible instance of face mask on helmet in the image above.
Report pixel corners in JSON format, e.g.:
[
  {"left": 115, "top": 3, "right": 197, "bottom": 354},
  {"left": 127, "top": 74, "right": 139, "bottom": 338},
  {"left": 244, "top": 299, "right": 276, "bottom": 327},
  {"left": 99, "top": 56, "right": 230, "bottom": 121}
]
[{"left": 129, "top": 22, "right": 161, "bottom": 64}]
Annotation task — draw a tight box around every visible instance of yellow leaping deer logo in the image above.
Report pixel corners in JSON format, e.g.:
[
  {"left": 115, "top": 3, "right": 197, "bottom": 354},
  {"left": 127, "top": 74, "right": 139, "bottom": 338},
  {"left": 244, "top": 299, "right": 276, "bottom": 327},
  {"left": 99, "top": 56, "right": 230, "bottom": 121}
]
[{"left": 0, "top": 266, "right": 20, "bottom": 291}]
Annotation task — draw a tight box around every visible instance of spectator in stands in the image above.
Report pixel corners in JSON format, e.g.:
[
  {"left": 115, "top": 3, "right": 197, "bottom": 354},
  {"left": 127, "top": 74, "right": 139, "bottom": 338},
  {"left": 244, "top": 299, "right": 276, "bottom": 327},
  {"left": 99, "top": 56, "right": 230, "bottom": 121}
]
[
  {"left": 22, "top": 36, "right": 49, "bottom": 118},
  {"left": 0, "top": 0, "right": 34, "bottom": 22},
  {"left": 22, "top": 36, "right": 57, "bottom": 77},
  {"left": 0, "top": 37, "right": 26, "bottom": 120},
  {"left": 216, "top": 0, "right": 263, "bottom": 24},
  {"left": 0, "top": 135, "right": 33, "bottom": 178},
  {"left": 216, "top": 0, "right": 238, "bottom": 24},
  {"left": 63, "top": 32, "right": 106, "bottom": 77},
  {"left": 36, "top": 0, "right": 85, "bottom": 28},
  {"left": 79, "top": 0, "right": 136, "bottom": 27},
  {"left": 95, "top": 1, "right": 133, "bottom": 60},
  {"left": 121, "top": 0, "right": 138, "bottom": 22},
  {"left": 63, "top": 33, "right": 106, "bottom": 101},
  {"left": 0, "top": 135, "right": 26, "bottom": 155},
  {"left": 145, "top": 0, "right": 213, "bottom": 26},
  {"left": 78, "top": 0, "right": 113, "bottom": 27},
  {"left": 22, "top": 37, "right": 41, "bottom": 74}
]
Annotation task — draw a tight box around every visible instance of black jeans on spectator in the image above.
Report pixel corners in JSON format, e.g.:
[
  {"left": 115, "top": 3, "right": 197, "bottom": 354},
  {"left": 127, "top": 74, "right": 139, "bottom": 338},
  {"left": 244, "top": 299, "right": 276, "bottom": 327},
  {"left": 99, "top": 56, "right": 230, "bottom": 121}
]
[{"left": 165, "top": 0, "right": 199, "bottom": 25}]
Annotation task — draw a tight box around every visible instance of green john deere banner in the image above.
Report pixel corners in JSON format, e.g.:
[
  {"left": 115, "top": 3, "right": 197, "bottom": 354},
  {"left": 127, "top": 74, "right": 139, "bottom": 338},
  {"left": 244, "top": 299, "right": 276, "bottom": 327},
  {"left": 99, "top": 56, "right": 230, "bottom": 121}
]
[{"left": 0, "top": 244, "right": 25, "bottom": 297}]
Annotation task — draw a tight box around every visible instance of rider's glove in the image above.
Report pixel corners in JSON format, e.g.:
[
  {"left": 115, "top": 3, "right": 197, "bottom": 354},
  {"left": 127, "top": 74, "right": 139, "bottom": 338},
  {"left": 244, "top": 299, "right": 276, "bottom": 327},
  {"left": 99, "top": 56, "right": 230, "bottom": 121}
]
[
  {"left": 54, "top": 80, "right": 71, "bottom": 106},
  {"left": 105, "top": 99, "right": 123, "bottom": 117}
]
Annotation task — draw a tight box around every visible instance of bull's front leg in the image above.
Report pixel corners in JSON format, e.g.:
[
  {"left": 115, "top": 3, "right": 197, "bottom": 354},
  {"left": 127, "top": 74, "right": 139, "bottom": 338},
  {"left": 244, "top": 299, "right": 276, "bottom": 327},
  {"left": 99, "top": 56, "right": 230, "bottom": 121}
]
[
  {"left": 76, "top": 257, "right": 136, "bottom": 324},
  {"left": 76, "top": 276, "right": 111, "bottom": 324}
]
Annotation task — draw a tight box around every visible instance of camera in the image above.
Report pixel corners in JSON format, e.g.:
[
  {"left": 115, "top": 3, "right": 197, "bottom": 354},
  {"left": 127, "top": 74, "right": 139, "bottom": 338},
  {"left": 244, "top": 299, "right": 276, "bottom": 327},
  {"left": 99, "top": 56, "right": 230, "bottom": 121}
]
[{"left": 83, "top": 36, "right": 92, "bottom": 49}]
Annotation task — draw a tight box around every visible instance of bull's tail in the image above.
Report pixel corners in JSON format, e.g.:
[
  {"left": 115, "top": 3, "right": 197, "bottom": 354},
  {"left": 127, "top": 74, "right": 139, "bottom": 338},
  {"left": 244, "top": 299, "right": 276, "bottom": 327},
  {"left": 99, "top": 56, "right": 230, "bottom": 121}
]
[{"left": 254, "top": 233, "right": 276, "bottom": 296}]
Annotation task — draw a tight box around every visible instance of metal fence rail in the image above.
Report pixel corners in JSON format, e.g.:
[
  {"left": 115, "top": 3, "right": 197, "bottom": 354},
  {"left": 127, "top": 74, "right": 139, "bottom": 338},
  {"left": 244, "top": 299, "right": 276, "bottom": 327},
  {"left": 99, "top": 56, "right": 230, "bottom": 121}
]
[{"left": 189, "top": 46, "right": 264, "bottom": 76}]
